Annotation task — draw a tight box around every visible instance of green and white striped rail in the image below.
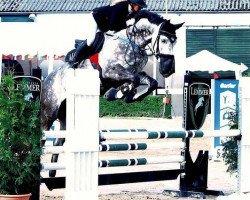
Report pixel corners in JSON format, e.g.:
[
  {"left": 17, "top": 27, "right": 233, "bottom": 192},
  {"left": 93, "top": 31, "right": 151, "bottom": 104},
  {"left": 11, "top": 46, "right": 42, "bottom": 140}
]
[
  {"left": 43, "top": 129, "right": 148, "bottom": 140},
  {"left": 43, "top": 129, "right": 240, "bottom": 141},
  {"left": 41, "top": 155, "right": 184, "bottom": 171},
  {"left": 100, "top": 129, "right": 148, "bottom": 133},
  {"left": 98, "top": 156, "right": 184, "bottom": 167},
  {"left": 99, "top": 141, "right": 185, "bottom": 151},
  {"left": 100, "top": 130, "right": 241, "bottom": 140},
  {"left": 43, "top": 141, "right": 185, "bottom": 154}
]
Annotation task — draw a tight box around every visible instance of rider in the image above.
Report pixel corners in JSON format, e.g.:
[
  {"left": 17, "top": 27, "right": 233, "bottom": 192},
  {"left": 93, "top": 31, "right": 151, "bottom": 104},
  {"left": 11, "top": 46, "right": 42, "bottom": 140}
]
[{"left": 67, "top": 0, "right": 147, "bottom": 68}]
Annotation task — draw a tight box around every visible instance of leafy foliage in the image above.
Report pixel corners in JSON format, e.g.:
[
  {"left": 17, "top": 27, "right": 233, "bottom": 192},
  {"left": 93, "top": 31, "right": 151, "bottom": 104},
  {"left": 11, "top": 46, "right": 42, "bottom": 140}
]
[
  {"left": 99, "top": 95, "right": 171, "bottom": 118},
  {"left": 222, "top": 111, "right": 238, "bottom": 174},
  {"left": 222, "top": 137, "right": 238, "bottom": 174},
  {"left": 0, "top": 75, "right": 42, "bottom": 195}
]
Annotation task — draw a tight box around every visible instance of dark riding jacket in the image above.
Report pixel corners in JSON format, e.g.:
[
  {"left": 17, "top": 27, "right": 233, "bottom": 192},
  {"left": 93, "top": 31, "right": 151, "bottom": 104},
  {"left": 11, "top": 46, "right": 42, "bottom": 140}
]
[{"left": 92, "top": 1, "right": 133, "bottom": 32}]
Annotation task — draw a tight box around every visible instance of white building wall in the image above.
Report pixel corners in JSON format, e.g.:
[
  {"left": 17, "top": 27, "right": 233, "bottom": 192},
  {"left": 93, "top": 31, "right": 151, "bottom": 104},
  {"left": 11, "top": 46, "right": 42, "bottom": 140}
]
[
  {"left": 1, "top": 12, "right": 249, "bottom": 93},
  {"left": 1, "top": 12, "right": 249, "bottom": 56},
  {"left": 0, "top": 13, "right": 88, "bottom": 56}
]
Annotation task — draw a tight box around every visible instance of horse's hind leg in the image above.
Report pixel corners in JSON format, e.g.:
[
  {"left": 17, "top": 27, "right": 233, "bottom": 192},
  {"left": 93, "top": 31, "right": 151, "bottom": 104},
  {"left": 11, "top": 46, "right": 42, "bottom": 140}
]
[
  {"left": 104, "top": 82, "right": 135, "bottom": 101},
  {"left": 49, "top": 101, "right": 66, "bottom": 177},
  {"left": 124, "top": 72, "right": 158, "bottom": 103},
  {"left": 49, "top": 137, "right": 65, "bottom": 177},
  {"left": 103, "top": 64, "right": 140, "bottom": 101}
]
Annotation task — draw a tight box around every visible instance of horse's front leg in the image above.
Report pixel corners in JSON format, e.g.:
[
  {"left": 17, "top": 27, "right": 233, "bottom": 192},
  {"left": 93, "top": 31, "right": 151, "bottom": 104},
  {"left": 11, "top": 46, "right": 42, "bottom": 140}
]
[
  {"left": 49, "top": 111, "right": 66, "bottom": 178},
  {"left": 103, "top": 64, "right": 139, "bottom": 101},
  {"left": 124, "top": 72, "right": 158, "bottom": 103}
]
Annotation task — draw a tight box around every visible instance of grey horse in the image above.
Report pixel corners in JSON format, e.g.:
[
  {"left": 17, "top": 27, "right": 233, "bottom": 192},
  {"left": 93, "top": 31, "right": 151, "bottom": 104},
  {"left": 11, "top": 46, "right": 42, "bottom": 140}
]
[{"left": 41, "top": 10, "right": 183, "bottom": 177}]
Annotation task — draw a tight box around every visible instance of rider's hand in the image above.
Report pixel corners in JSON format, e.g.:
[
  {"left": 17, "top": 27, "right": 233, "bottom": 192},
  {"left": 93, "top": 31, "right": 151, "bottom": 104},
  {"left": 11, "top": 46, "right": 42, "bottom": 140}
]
[{"left": 126, "top": 18, "right": 135, "bottom": 27}]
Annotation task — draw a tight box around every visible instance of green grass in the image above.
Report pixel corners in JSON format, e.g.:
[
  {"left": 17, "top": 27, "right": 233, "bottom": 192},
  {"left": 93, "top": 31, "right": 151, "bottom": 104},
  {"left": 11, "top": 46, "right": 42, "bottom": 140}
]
[{"left": 99, "top": 95, "right": 171, "bottom": 118}]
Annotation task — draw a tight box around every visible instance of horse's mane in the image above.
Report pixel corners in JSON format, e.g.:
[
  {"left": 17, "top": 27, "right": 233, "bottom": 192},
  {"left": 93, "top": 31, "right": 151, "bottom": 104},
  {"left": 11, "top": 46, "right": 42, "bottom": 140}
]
[{"left": 132, "top": 10, "right": 165, "bottom": 25}]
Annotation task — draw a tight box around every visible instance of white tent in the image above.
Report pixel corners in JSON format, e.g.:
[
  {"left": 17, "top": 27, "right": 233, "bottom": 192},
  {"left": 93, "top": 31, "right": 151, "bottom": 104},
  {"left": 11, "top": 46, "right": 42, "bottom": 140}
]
[
  {"left": 185, "top": 50, "right": 248, "bottom": 78},
  {"left": 168, "top": 49, "right": 248, "bottom": 91}
]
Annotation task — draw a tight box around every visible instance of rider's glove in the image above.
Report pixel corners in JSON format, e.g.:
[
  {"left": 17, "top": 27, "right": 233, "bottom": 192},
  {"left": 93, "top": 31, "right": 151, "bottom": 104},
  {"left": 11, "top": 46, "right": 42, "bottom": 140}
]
[{"left": 126, "top": 18, "right": 135, "bottom": 27}]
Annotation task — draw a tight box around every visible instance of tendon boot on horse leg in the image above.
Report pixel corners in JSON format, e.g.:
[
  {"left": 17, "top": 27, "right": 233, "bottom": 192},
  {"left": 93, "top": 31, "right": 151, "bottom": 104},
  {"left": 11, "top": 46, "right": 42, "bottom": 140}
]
[
  {"left": 104, "top": 82, "right": 135, "bottom": 101},
  {"left": 49, "top": 138, "right": 65, "bottom": 177},
  {"left": 124, "top": 72, "right": 158, "bottom": 103},
  {"left": 103, "top": 64, "right": 140, "bottom": 101},
  {"left": 116, "top": 83, "right": 135, "bottom": 98},
  {"left": 116, "top": 75, "right": 140, "bottom": 99}
]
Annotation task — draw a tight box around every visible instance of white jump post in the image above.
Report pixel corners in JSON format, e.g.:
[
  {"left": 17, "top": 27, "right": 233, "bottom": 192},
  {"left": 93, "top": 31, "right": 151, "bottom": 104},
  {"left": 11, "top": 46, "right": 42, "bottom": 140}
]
[
  {"left": 238, "top": 77, "right": 250, "bottom": 194},
  {"left": 65, "top": 69, "right": 100, "bottom": 200}
]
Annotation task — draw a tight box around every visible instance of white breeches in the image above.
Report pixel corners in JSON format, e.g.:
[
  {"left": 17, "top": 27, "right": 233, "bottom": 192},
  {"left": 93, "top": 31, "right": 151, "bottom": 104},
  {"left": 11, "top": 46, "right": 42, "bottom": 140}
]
[{"left": 85, "top": 13, "right": 98, "bottom": 46}]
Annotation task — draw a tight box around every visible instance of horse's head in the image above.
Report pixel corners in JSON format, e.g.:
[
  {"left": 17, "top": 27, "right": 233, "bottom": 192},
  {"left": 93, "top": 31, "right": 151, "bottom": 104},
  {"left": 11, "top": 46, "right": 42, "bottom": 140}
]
[
  {"left": 127, "top": 10, "right": 184, "bottom": 78},
  {"left": 151, "top": 20, "right": 184, "bottom": 78}
]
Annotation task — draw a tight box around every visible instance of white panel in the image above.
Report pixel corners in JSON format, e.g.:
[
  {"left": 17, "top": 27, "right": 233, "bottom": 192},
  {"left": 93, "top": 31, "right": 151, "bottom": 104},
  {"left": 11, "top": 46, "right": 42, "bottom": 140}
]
[
  {"left": 65, "top": 69, "right": 99, "bottom": 200},
  {"left": 238, "top": 77, "right": 250, "bottom": 193}
]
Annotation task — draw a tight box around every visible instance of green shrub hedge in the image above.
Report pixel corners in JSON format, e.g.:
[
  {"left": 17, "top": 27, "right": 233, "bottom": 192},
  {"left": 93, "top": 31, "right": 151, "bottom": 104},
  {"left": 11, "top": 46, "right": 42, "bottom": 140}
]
[{"left": 100, "top": 95, "right": 171, "bottom": 118}]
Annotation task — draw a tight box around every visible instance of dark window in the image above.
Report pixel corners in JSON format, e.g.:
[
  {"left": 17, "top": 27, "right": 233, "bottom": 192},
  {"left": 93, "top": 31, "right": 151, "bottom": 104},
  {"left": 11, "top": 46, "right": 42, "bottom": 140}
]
[
  {"left": 186, "top": 28, "right": 250, "bottom": 74},
  {"left": 1, "top": 15, "right": 34, "bottom": 22}
]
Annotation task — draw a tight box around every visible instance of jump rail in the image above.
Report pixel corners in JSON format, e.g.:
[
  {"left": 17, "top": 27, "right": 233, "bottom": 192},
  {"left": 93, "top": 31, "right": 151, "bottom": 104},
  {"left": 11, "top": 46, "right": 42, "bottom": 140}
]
[
  {"left": 43, "top": 129, "right": 240, "bottom": 140},
  {"left": 41, "top": 155, "right": 184, "bottom": 171},
  {"left": 40, "top": 70, "right": 250, "bottom": 200},
  {"left": 43, "top": 141, "right": 185, "bottom": 154}
]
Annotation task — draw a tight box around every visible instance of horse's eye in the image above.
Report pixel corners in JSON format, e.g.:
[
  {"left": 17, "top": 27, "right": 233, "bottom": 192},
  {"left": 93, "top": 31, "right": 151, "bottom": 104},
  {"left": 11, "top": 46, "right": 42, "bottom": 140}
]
[
  {"left": 170, "top": 37, "right": 176, "bottom": 43},
  {"left": 161, "top": 39, "right": 168, "bottom": 43}
]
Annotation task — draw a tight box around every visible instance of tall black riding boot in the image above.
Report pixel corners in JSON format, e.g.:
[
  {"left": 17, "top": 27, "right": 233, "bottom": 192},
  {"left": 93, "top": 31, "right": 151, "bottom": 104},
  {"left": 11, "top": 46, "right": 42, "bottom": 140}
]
[{"left": 68, "top": 42, "right": 91, "bottom": 68}]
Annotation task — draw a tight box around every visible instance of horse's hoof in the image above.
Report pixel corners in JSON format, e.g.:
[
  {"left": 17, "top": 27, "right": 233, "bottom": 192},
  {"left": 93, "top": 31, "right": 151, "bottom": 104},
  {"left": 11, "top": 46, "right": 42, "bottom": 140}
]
[
  {"left": 49, "top": 170, "right": 56, "bottom": 177},
  {"left": 104, "top": 87, "right": 118, "bottom": 101},
  {"left": 124, "top": 90, "right": 136, "bottom": 103}
]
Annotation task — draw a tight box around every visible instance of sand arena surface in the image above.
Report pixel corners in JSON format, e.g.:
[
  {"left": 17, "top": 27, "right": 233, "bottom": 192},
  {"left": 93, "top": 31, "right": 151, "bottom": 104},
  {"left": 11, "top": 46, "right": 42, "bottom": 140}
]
[{"left": 40, "top": 116, "right": 243, "bottom": 200}]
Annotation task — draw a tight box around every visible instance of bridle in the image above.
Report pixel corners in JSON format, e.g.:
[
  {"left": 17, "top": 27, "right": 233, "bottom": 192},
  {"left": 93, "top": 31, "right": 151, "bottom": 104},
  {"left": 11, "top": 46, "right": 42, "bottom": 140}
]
[
  {"left": 127, "top": 22, "right": 177, "bottom": 59},
  {"left": 110, "top": 21, "right": 177, "bottom": 66},
  {"left": 151, "top": 22, "right": 177, "bottom": 59}
]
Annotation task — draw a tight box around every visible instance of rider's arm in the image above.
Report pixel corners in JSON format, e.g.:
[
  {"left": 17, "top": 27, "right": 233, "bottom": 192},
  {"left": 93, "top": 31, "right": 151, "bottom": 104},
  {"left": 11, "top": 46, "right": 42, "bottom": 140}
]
[{"left": 109, "top": 1, "right": 129, "bottom": 32}]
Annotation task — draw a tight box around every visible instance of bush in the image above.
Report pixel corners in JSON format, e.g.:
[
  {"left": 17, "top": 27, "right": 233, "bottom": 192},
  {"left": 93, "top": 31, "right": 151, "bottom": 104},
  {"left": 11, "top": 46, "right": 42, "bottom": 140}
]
[
  {"left": 222, "top": 138, "right": 238, "bottom": 174},
  {"left": 222, "top": 111, "right": 238, "bottom": 174},
  {"left": 0, "top": 75, "right": 42, "bottom": 195}
]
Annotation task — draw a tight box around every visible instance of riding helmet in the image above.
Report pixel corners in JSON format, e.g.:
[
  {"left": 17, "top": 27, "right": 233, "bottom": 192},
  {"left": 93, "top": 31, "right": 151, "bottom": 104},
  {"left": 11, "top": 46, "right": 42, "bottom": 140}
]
[{"left": 128, "top": 0, "right": 147, "bottom": 8}]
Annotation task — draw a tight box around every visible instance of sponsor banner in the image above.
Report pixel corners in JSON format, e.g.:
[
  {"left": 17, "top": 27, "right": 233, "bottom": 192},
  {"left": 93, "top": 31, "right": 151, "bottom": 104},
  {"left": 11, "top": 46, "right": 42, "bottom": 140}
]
[
  {"left": 183, "top": 71, "right": 211, "bottom": 130},
  {"left": 13, "top": 76, "right": 41, "bottom": 103},
  {"left": 213, "top": 79, "right": 238, "bottom": 160},
  {"left": 188, "top": 82, "right": 210, "bottom": 129}
]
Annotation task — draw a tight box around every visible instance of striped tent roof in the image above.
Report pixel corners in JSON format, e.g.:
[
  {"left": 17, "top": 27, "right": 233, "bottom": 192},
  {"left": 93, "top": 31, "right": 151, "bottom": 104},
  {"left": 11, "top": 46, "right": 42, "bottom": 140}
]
[{"left": 0, "top": 0, "right": 250, "bottom": 13}]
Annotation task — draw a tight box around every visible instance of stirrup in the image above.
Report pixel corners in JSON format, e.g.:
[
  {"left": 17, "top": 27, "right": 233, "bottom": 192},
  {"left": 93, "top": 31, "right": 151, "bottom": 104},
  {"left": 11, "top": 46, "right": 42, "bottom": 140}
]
[
  {"left": 69, "top": 61, "right": 78, "bottom": 69},
  {"left": 68, "top": 52, "right": 75, "bottom": 62},
  {"left": 65, "top": 49, "right": 76, "bottom": 63}
]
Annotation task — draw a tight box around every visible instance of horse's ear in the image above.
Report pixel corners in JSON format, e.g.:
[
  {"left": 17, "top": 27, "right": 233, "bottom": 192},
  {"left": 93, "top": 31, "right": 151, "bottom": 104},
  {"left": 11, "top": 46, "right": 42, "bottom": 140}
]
[
  {"left": 174, "top": 22, "right": 185, "bottom": 30},
  {"left": 161, "top": 20, "right": 170, "bottom": 28}
]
